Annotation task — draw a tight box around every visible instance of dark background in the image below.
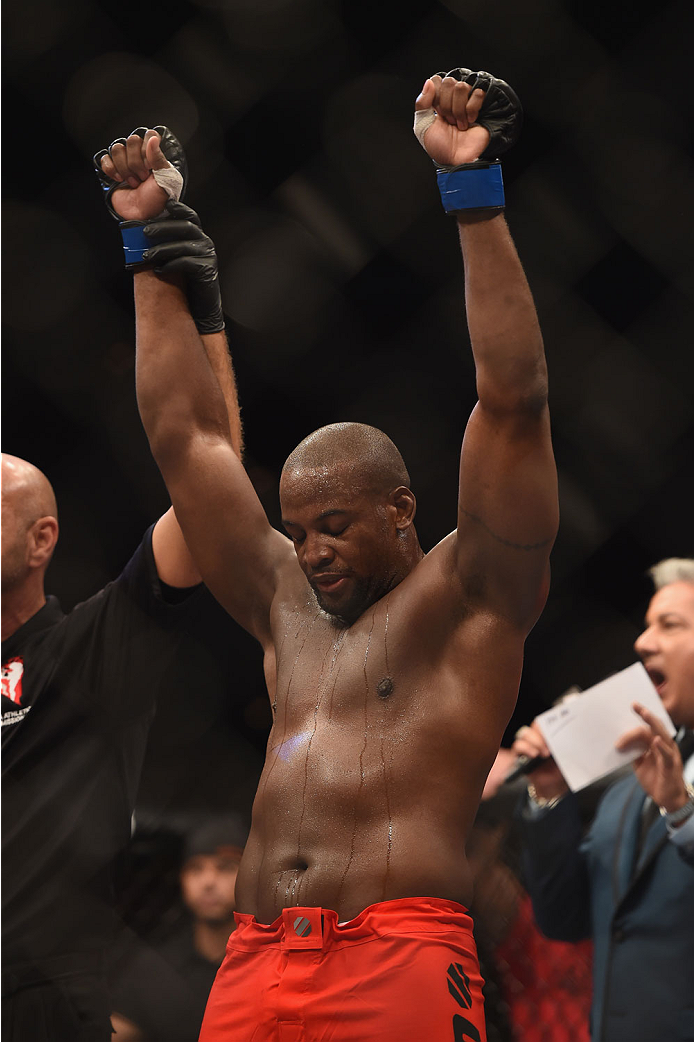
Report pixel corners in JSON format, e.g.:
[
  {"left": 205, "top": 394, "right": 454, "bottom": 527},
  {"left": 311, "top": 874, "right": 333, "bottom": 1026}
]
[{"left": 3, "top": 0, "right": 693, "bottom": 828}]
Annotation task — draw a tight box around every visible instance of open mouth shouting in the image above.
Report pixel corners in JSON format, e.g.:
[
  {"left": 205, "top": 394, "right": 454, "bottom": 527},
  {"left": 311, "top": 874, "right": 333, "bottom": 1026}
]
[{"left": 644, "top": 665, "right": 667, "bottom": 697}]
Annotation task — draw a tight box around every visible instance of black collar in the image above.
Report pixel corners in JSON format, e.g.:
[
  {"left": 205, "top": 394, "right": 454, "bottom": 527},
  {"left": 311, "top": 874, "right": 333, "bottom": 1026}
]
[{"left": 2, "top": 596, "right": 65, "bottom": 659}]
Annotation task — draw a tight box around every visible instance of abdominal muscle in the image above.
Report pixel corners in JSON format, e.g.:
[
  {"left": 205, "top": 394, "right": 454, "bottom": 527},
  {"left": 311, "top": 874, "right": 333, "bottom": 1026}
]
[
  {"left": 234, "top": 716, "right": 478, "bottom": 924},
  {"left": 236, "top": 829, "right": 475, "bottom": 926},
  {"left": 236, "top": 589, "right": 503, "bottom": 924}
]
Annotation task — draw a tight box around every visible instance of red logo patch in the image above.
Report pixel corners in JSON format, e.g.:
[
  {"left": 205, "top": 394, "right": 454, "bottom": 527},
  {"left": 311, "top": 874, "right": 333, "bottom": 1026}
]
[{"left": 2, "top": 657, "right": 24, "bottom": 705}]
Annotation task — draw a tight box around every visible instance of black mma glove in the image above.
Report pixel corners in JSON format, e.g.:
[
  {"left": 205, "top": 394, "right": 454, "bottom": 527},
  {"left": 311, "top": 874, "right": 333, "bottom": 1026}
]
[
  {"left": 93, "top": 125, "right": 188, "bottom": 220},
  {"left": 93, "top": 126, "right": 188, "bottom": 270},
  {"left": 432, "top": 68, "right": 522, "bottom": 161},
  {"left": 143, "top": 201, "right": 225, "bottom": 335},
  {"left": 417, "top": 68, "right": 522, "bottom": 216}
]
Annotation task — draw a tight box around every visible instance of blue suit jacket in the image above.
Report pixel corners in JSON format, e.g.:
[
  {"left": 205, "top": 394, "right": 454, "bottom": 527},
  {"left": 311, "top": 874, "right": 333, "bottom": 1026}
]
[{"left": 520, "top": 775, "right": 694, "bottom": 1041}]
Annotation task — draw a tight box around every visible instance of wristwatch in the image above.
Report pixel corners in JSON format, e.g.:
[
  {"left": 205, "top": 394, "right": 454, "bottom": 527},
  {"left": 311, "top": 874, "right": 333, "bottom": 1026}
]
[
  {"left": 527, "top": 782, "right": 565, "bottom": 810},
  {"left": 660, "top": 783, "right": 694, "bottom": 827}
]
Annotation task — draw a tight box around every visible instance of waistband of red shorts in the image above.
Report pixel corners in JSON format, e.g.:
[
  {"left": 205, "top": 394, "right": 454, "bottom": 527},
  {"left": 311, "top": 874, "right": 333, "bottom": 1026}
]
[{"left": 230, "top": 896, "right": 472, "bottom": 952}]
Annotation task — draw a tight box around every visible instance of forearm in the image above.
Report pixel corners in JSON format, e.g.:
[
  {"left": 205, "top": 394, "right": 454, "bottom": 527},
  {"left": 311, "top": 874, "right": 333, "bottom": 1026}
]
[
  {"left": 457, "top": 214, "right": 548, "bottom": 413},
  {"left": 134, "top": 271, "right": 231, "bottom": 466},
  {"left": 201, "top": 331, "right": 244, "bottom": 460}
]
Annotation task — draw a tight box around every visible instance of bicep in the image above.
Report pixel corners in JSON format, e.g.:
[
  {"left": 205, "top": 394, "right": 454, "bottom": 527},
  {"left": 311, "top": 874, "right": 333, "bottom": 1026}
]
[
  {"left": 456, "top": 401, "right": 558, "bottom": 629},
  {"left": 110, "top": 1012, "right": 148, "bottom": 1041},
  {"left": 159, "top": 434, "right": 294, "bottom": 641},
  {"left": 151, "top": 507, "right": 202, "bottom": 588}
]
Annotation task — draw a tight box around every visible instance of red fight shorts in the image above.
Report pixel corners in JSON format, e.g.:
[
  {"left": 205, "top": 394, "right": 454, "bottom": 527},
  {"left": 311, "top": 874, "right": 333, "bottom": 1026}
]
[{"left": 199, "top": 896, "right": 487, "bottom": 1042}]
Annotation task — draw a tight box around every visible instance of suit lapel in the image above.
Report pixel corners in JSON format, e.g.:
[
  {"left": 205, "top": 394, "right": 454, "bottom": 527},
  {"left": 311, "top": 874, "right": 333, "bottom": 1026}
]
[
  {"left": 633, "top": 811, "right": 669, "bottom": 882},
  {"left": 612, "top": 779, "right": 670, "bottom": 908},
  {"left": 612, "top": 779, "right": 645, "bottom": 905},
  {"left": 626, "top": 730, "right": 693, "bottom": 889}
]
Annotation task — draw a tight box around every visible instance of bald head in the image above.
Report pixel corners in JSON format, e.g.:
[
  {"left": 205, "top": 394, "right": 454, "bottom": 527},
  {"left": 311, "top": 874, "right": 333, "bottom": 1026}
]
[
  {"left": 282, "top": 423, "right": 410, "bottom": 498},
  {"left": 2, "top": 454, "right": 59, "bottom": 595},
  {"left": 279, "top": 425, "right": 420, "bottom": 625},
  {"left": 2, "top": 454, "right": 58, "bottom": 523}
]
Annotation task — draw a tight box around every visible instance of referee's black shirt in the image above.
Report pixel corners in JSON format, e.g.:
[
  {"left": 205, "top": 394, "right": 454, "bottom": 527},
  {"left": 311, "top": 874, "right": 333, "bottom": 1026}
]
[{"left": 1, "top": 529, "right": 198, "bottom": 967}]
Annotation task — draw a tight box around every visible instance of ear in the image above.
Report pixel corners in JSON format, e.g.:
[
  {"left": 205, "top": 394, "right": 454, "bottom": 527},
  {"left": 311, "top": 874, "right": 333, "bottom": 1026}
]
[
  {"left": 27, "top": 516, "right": 59, "bottom": 570},
  {"left": 390, "top": 486, "right": 416, "bottom": 531}
]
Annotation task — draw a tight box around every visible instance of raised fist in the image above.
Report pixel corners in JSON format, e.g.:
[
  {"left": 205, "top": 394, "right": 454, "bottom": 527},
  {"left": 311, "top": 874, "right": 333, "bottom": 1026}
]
[
  {"left": 93, "top": 127, "right": 187, "bottom": 223},
  {"left": 414, "top": 68, "right": 522, "bottom": 169}
]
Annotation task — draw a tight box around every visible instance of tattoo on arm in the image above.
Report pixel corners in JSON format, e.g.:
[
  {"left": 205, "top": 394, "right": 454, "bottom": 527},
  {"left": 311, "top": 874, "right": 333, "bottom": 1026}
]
[{"left": 460, "top": 507, "right": 553, "bottom": 552}]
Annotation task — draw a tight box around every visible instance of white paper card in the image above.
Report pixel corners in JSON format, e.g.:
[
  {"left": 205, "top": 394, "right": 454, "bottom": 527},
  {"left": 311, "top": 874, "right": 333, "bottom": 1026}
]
[{"left": 535, "top": 662, "right": 676, "bottom": 792}]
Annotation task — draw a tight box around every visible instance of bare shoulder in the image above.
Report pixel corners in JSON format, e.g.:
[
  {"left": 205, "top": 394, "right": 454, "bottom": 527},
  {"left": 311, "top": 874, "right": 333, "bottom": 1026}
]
[
  {"left": 198, "top": 522, "right": 299, "bottom": 648},
  {"left": 267, "top": 543, "right": 317, "bottom": 629},
  {"left": 384, "top": 533, "right": 525, "bottom": 725},
  {"left": 405, "top": 524, "right": 549, "bottom": 637},
  {"left": 389, "top": 532, "right": 465, "bottom": 621},
  {"left": 386, "top": 531, "right": 526, "bottom": 654}
]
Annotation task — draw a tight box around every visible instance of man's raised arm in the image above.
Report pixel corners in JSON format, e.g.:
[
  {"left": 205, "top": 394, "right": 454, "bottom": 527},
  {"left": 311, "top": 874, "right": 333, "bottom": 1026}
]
[
  {"left": 98, "top": 128, "right": 292, "bottom": 641},
  {"left": 151, "top": 319, "right": 245, "bottom": 589},
  {"left": 414, "top": 71, "right": 559, "bottom": 632}
]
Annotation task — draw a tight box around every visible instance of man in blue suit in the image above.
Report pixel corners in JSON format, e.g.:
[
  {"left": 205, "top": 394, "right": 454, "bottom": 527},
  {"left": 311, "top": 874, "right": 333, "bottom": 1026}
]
[{"left": 513, "top": 558, "right": 694, "bottom": 1042}]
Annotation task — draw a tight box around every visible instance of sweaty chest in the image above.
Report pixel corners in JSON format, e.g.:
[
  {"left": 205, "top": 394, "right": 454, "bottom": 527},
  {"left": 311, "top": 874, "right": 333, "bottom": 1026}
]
[{"left": 271, "top": 607, "right": 401, "bottom": 729}]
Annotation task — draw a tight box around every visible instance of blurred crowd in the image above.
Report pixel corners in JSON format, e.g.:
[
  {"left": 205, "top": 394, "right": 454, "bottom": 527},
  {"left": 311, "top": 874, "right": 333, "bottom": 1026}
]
[{"left": 109, "top": 815, "right": 247, "bottom": 1042}]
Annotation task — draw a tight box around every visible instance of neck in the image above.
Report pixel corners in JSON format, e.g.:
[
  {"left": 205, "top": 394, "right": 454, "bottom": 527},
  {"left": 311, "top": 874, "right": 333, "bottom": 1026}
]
[
  {"left": 193, "top": 916, "right": 236, "bottom": 963},
  {"left": 1, "top": 579, "right": 46, "bottom": 642},
  {"left": 399, "top": 531, "right": 425, "bottom": 576},
  {"left": 408, "top": 539, "right": 425, "bottom": 567}
]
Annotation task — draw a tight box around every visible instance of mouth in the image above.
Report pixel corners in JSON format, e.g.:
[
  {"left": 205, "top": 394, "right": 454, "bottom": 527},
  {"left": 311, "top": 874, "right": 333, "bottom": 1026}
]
[
  {"left": 645, "top": 666, "right": 667, "bottom": 696},
  {"left": 196, "top": 896, "right": 228, "bottom": 913},
  {"left": 311, "top": 574, "right": 349, "bottom": 596}
]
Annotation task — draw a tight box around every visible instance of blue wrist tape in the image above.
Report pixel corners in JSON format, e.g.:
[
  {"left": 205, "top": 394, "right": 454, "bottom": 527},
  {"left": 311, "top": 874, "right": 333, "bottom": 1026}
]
[
  {"left": 120, "top": 222, "right": 151, "bottom": 267},
  {"left": 436, "top": 162, "right": 505, "bottom": 214}
]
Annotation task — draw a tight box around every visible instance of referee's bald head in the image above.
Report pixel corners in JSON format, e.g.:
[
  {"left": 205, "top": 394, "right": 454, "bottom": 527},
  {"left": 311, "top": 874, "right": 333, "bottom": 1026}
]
[{"left": 2, "top": 453, "right": 59, "bottom": 592}]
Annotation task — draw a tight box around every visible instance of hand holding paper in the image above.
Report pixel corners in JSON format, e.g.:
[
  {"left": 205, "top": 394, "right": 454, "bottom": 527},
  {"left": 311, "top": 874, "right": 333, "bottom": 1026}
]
[
  {"left": 535, "top": 662, "right": 675, "bottom": 793},
  {"left": 510, "top": 720, "right": 569, "bottom": 800}
]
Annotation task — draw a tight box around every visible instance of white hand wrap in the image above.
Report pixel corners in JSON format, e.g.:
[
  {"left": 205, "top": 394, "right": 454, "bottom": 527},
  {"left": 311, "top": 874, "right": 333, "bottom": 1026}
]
[
  {"left": 152, "top": 165, "right": 184, "bottom": 202},
  {"left": 413, "top": 107, "right": 437, "bottom": 148},
  {"left": 413, "top": 107, "right": 459, "bottom": 173}
]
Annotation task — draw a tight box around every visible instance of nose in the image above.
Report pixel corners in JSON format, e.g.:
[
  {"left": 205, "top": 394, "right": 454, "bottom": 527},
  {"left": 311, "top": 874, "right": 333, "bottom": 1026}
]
[
  {"left": 198, "top": 866, "right": 218, "bottom": 889},
  {"left": 634, "top": 623, "right": 657, "bottom": 660},
  {"left": 302, "top": 533, "right": 335, "bottom": 571}
]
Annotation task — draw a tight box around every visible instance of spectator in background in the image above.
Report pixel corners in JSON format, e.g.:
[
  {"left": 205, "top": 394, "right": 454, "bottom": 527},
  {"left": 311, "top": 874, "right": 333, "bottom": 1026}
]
[
  {"left": 111, "top": 816, "right": 246, "bottom": 1042},
  {"left": 470, "top": 747, "right": 592, "bottom": 1042},
  {"left": 513, "top": 558, "right": 694, "bottom": 1042}
]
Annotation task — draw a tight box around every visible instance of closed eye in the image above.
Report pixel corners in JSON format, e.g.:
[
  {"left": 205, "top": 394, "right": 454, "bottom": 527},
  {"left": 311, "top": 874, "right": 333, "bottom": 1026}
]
[{"left": 659, "top": 615, "right": 684, "bottom": 629}]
